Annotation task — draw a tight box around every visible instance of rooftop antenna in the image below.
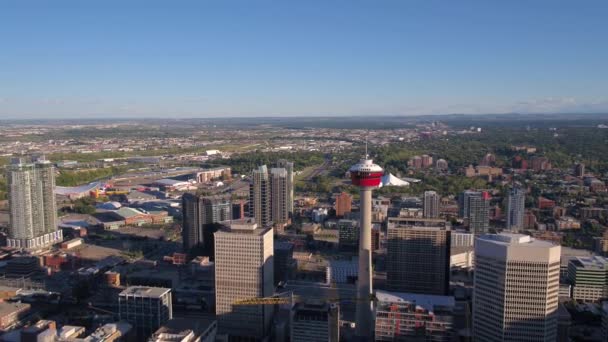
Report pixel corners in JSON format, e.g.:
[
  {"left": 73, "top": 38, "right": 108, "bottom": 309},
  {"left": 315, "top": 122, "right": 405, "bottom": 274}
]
[{"left": 365, "top": 137, "right": 368, "bottom": 159}]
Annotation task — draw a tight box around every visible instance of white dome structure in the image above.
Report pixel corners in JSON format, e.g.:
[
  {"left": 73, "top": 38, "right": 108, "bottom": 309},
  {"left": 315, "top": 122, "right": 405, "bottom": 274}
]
[{"left": 380, "top": 173, "right": 411, "bottom": 187}]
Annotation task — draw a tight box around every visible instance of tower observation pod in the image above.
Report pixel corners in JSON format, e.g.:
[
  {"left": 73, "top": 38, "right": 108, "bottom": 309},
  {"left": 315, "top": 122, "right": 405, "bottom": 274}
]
[{"left": 349, "top": 156, "right": 383, "bottom": 339}]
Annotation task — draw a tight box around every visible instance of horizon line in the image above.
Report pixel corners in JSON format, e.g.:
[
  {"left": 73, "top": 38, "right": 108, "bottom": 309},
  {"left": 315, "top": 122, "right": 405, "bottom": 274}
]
[{"left": 1, "top": 111, "right": 608, "bottom": 122}]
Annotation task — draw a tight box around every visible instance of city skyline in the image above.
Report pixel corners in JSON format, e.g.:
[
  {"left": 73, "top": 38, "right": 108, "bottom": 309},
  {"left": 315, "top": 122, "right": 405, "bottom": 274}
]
[
  {"left": 0, "top": 1, "right": 607, "bottom": 340},
  {"left": 1, "top": 1, "right": 608, "bottom": 118}
]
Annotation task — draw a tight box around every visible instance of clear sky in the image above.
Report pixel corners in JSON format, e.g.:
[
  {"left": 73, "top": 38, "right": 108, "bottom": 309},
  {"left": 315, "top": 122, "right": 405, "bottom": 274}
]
[{"left": 1, "top": 0, "right": 607, "bottom": 119}]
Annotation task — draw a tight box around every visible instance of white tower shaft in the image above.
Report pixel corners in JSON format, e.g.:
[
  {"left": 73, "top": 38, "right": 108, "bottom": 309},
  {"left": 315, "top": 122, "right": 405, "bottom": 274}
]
[{"left": 355, "top": 187, "right": 373, "bottom": 338}]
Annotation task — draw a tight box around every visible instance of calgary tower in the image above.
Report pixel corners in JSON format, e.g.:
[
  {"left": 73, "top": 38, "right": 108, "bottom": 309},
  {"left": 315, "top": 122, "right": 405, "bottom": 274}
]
[{"left": 349, "top": 148, "right": 384, "bottom": 339}]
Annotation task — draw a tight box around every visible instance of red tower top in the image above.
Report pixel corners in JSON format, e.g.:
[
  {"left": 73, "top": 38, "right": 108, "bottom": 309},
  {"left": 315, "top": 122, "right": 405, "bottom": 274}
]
[{"left": 350, "top": 157, "right": 384, "bottom": 188}]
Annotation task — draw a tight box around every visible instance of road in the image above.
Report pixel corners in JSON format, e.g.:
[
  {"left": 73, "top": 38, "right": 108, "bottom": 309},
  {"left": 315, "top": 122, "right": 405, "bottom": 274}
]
[{"left": 298, "top": 155, "right": 333, "bottom": 182}]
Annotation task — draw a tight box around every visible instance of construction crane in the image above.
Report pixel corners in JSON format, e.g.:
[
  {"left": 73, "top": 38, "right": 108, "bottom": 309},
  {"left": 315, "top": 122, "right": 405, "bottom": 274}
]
[{"left": 233, "top": 293, "right": 377, "bottom": 306}]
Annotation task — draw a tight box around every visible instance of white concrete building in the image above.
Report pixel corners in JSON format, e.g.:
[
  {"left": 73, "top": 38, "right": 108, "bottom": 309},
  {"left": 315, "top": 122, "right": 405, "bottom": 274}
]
[
  {"left": 473, "top": 233, "right": 560, "bottom": 341},
  {"left": 214, "top": 219, "right": 274, "bottom": 340},
  {"left": 7, "top": 156, "right": 63, "bottom": 250}
]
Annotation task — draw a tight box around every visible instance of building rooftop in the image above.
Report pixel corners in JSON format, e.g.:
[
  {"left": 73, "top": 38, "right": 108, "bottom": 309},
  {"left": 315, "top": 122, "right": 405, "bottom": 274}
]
[
  {"left": 216, "top": 218, "right": 272, "bottom": 236},
  {"left": 376, "top": 290, "right": 456, "bottom": 311},
  {"left": 388, "top": 217, "right": 450, "bottom": 229},
  {"left": 119, "top": 286, "right": 171, "bottom": 298},
  {"left": 151, "top": 318, "right": 216, "bottom": 341},
  {"left": 477, "top": 233, "right": 556, "bottom": 248},
  {"left": 570, "top": 256, "right": 608, "bottom": 270},
  {"left": 375, "top": 290, "right": 455, "bottom": 312},
  {"left": 154, "top": 178, "right": 190, "bottom": 186},
  {"left": 0, "top": 302, "right": 30, "bottom": 316},
  {"left": 115, "top": 207, "right": 147, "bottom": 219},
  {"left": 86, "top": 322, "right": 132, "bottom": 342}
]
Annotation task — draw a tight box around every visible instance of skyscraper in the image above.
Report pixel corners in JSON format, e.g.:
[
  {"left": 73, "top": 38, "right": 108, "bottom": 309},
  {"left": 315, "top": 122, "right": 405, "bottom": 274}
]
[
  {"left": 181, "top": 193, "right": 231, "bottom": 252},
  {"left": 386, "top": 217, "right": 451, "bottom": 295},
  {"left": 459, "top": 190, "right": 490, "bottom": 234},
  {"left": 214, "top": 219, "right": 274, "bottom": 340},
  {"left": 7, "top": 156, "right": 63, "bottom": 250},
  {"left": 473, "top": 233, "right": 560, "bottom": 341},
  {"left": 250, "top": 163, "right": 293, "bottom": 228},
  {"left": 423, "top": 190, "right": 440, "bottom": 218},
  {"left": 574, "top": 163, "right": 585, "bottom": 178},
  {"left": 270, "top": 167, "right": 289, "bottom": 226},
  {"left": 249, "top": 165, "right": 271, "bottom": 228},
  {"left": 119, "top": 286, "right": 172, "bottom": 340},
  {"left": 276, "top": 159, "right": 294, "bottom": 215},
  {"left": 274, "top": 241, "right": 295, "bottom": 285},
  {"left": 506, "top": 187, "right": 525, "bottom": 231}
]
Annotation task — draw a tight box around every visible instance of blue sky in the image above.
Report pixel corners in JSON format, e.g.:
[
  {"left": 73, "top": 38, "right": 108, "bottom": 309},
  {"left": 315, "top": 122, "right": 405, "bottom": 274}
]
[{"left": 1, "top": 0, "right": 607, "bottom": 118}]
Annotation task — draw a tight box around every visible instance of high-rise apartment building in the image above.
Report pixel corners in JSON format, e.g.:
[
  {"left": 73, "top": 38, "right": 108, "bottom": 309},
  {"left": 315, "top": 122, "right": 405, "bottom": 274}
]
[
  {"left": 249, "top": 163, "right": 293, "bottom": 228},
  {"left": 7, "top": 156, "right": 63, "bottom": 250},
  {"left": 214, "top": 219, "right": 273, "bottom": 340},
  {"left": 276, "top": 159, "right": 294, "bottom": 215},
  {"left": 459, "top": 190, "right": 490, "bottom": 234},
  {"left": 181, "top": 194, "right": 231, "bottom": 251},
  {"left": 375, "top": 290, "right": 455, "bottom": 341},
  {"left": 270, "top": 167, "right": 289, "bottom": 226},
  {"left": 291, "top": 302, "right": 339, "bottom": 342},
  {"left": 574, "top": 163, "right": 585, "bottom": 178},
  {"left": 506, "top": 187, "right": 525, "bottom": 231},
  {"left": 386, "top": 217, "right": 450, "bottom": 295},
  {"left": 473, "top": 233, "right": 560, "bottom": 341},
  {"left": 335, "top": 192, "right": 352, "bottom": 218},
  {"left": 119, "top": 286, "right": 172, "bottom": 339},
  {"left": 249, "top": 165, "right": 271, "bottom": 228},
  {"left": 567, "top": 256, "right": 608, "bottom": 302},
  {"left": 423, "top": 190, "right": 440, "bottom": 218}
]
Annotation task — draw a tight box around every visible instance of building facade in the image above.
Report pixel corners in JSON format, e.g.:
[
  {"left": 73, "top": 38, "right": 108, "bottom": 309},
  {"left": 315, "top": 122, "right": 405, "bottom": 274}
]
[
  {"left": 338, "top": 219, "right": 359, "bottom": 251},
  {"left": 118, "top": 286, "right": 172, "bottom": 339},
  {"left": 473, "top": 233, "right": 560, "bottom": 341},
  {"left": 335, "top": 192, "right": 352, "bottom": 218},
  {"left": 249, "top": 165, "right": 271, "bottom": 228},
  {"left": 214, "top": 220, "right": 274, "bottom": 340},
  {"left": 459, "top": 190, "right": 490, "bottom": 234},
  {"left": 567, "top": 256, "right": 608, "bottom": 302},
  {"left": 181, "top": 193, "right": 231, "bottom": 251},
  {"left": 270, "top": 167, "right": 290, "bottom": 226},
  {"left": 386, "top": 218, "right": 450, "bottom": 295},
  {"left": 375, "top": 290, "right": 455, "bottom": 342},
  {"left": 291, "top": 302, "right": 339, "bottom": 342},
  {"left": 450, "top": 231, "right": 474, "bottom": 248},
  {"left": 274, "top": 241, "right": 295, "bottom": 285},
  {"left": 574, "top": 163, "right": 585, "bottom": 178},
  {"left": 276, "top": 159, "right": 294, "bottom": 215},
  {"left": 250, "top": 163, "right": 294, "bottom": 228},
  {"left": 7, "top": 156, "right": 63, "bottom": 250},
  {"left": 423, "top": 190, "right": 440, "bottom": 218},
  {"left": 506, "top": 187, "right": 525, "bottom": 231}
]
